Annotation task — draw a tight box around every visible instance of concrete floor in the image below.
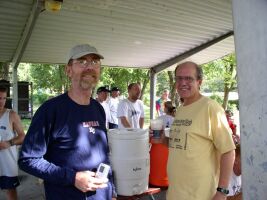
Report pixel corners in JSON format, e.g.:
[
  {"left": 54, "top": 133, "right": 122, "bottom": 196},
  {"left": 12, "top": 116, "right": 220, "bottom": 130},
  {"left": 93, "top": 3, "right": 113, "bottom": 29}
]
[{"left": 0, "top": 170, "right": 45, "bottom": 200}]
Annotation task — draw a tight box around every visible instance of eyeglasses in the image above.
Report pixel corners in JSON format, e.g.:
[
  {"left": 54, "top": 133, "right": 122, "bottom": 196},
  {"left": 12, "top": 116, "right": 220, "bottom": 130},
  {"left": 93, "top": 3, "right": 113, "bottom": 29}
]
[
  {"left": 73, "top": 59, "right": 101, "bottom": 68},
  {"left": 175, "top": 76, "right": 196, "bottom": 83}
]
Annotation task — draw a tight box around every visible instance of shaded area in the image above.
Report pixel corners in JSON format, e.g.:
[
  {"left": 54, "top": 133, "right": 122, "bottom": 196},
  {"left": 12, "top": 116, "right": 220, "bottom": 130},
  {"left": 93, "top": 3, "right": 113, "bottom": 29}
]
[
  {"left": 0, "top": 170, "right": 166, "bottom": 200},
  {"left": 0, "top": 170, "right": 45, "bottom": 200}
]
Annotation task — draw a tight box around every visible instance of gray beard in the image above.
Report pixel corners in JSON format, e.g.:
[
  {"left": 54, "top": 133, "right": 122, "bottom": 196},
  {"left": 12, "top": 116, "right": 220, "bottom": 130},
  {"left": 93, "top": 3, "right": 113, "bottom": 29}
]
[{"left": 80, "top": 79, "right": 97, "bottom": 90}]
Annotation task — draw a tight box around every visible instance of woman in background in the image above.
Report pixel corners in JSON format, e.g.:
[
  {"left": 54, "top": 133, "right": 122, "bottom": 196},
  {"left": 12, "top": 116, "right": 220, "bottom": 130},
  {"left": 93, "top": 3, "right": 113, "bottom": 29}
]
[{"left": 149, "top": 101, "right": 176, "bottom": 187}]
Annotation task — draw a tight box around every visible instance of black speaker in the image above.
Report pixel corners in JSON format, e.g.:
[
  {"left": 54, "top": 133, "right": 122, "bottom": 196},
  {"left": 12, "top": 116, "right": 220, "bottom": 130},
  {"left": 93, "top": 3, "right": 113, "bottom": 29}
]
[{"left": 18, "top": 81, "right": 29, "bottom": 112}]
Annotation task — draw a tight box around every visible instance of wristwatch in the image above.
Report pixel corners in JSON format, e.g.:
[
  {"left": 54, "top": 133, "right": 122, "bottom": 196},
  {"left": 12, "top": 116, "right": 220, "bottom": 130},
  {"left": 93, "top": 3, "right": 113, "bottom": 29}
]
[
  {"left": 217, "top": 187, "right": 229, "bottom": 195},
  {"left": 8, "top": 139, "right": 14, "bottom": 146}
]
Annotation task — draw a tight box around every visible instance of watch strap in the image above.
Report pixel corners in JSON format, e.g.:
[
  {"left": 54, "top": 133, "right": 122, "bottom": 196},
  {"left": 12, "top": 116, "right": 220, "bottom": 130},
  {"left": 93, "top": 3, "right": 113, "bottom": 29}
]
[
  {"left": 8, "top": 139, "right": 14, "bottom": 146},
  {"left": 217, "top": 187, "right": 229, "bottom": 195}
]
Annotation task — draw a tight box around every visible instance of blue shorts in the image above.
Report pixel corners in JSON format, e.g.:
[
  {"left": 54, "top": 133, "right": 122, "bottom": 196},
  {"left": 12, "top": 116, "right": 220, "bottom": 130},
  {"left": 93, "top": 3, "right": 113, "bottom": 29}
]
[{"left": 0, "top": 176, "right": 20, "bottom": 189}]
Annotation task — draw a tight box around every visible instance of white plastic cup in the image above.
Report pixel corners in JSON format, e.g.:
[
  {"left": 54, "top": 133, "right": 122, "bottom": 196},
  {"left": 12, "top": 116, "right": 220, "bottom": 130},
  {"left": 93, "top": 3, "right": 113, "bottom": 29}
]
[
  {"left": 164, "top": 127, "right": 170, "bottom": 137},
  {"left": 150, "top": 119, "right": 163, "bottom": 139}
]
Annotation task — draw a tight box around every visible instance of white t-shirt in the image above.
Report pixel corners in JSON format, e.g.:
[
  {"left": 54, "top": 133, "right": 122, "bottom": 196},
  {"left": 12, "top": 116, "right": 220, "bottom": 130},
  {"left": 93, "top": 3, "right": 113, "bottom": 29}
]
[
  {"left": 228, "top": 172, "right": 242, "bottom": 196},
  {"left": 100, "top": 101, "right": 111, "bottom": 128},
  {"left": 108, "top": 97, "right": 120, "bottom": 125},
  {"left": 117, "top": 99, "right": 144, "bottom": 128},
  {"left": 158, "top": 114, "right": 174, "bottom": 128}
]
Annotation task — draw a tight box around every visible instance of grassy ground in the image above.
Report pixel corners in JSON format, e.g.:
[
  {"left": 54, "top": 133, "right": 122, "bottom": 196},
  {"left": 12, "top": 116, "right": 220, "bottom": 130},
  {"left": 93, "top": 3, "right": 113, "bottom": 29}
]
[{"left": 21, "top": 119, "right": 31, "bottom": 133}]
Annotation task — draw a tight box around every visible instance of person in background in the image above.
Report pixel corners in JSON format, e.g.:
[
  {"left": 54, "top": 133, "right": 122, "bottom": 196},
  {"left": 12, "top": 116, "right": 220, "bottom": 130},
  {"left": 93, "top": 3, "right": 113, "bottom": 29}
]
[
  {"left": 117, "top": 83, "right": 144, "bottom": 129},
  {"left": 159, "top": 61, "right": 235, "bottom": 200},
  {"left": 108, "top": 87, "right": 120, "bottom": 129},
  {"left": 96, "top": 86, "right": 111, "bottom": 129},
  {"left": 149, "top": 101, "right": 176, "bottom": 187},
  {"left": 0, "top": 86, "right": 25, "bottom": 200},
  {"left": 227, "top": 134, "right": 242, "bottom": 200},
  {"left": 158, "top": 101, "right": 176, "bottom": 128},
  {"left": 18, "top": 44, "right": 116, "bottom": 200},
  {"left": 225, "top": 110, "right": 237, "bottom": 135},
  {"left": 156, "top": 89, "right": 170, "bottom": 117}
]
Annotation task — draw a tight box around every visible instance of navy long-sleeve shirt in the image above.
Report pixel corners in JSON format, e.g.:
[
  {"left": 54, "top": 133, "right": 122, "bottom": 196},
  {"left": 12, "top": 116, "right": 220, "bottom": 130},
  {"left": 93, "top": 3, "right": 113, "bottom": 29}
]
[{"left": 19, "top": 93, "right": 114, "bottom": 200}]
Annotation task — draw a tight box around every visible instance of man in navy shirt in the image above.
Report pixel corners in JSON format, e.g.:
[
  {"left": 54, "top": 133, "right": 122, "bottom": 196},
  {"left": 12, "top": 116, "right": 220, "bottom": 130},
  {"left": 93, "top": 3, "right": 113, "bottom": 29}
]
[{"left": 19, "top": 44, "right": 116, "bottom": 200}]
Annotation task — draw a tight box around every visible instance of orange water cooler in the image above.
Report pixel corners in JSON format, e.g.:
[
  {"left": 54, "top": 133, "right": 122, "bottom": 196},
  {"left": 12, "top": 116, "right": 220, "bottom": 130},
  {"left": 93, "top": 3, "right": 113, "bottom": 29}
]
[{"left": 149, "top": 143, "right": 169, "bottom": 187}]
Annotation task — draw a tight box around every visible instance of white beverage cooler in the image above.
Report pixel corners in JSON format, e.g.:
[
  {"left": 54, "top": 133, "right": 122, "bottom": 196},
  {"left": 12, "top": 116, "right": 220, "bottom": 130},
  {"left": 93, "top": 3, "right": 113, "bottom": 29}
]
[{"left": 108, "top": 129, "right": 150, "bottom": 196}]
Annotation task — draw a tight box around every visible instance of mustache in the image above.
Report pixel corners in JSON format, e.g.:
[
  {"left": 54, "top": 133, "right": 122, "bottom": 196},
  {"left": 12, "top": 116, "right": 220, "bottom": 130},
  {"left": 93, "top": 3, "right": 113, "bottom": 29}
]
[{"left": 81, "top": 71, "right": 98, "bottom": 78}]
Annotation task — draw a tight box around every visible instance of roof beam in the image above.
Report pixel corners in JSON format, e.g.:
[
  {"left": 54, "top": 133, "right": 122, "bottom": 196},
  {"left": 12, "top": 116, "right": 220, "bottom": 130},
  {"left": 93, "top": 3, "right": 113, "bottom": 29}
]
[
  {"left": 150, "top": 69, "right": 157, "bottom": 119},
  {"left": 11, "top": 0, "right": 43, "bottom": 67},
  {"left": 11, "top": 0, "right": 42, "bottom": 112},
  {"left": 151, "top": 31, "right": 234, "bottom": 74}
]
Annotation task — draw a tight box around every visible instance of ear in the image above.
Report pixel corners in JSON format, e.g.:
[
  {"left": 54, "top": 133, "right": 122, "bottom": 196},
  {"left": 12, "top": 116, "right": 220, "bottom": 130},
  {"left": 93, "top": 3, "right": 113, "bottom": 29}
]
[
  {"left": 198, "top": 79, "right": 203, "bottom": 86},
  {"left": 65, "top": 64, "right": 72, "bottom": 78}
]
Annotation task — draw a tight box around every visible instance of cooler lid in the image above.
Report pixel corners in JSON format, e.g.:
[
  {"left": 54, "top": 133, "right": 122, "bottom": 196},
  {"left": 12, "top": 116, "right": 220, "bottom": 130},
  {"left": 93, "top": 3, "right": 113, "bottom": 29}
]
[{"left": 108, "top": 128, "right": 148, "bottom": 140}]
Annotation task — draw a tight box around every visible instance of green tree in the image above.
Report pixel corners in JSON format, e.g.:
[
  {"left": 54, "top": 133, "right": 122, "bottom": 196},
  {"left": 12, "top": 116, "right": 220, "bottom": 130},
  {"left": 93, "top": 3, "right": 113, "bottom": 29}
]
[
  {"left": 202, "top": 54, "right": 237, "bottom": 110},
  {"left": 100, "top": 67, "right": 150, "bottom": 103},
  {"left": 18, "top": 63, "right": 31, "bottom": 81},
  {"left": 99, "top": 67, "right": 132, "bottom": 96},
  {"left": 167, "top": 70, "right": 179, "bottom": 105},
  {"left": 29, "top": 64, "right": 69, "bottom": 95},
  {"left": 156, "top": 70, "right": 180, "bottom": 106},
  {"left": 156, "top": 71, "right": 170, "bottom": 96},
  {"left": 0, "top": 62, "right": 10, "bottom": 80}
]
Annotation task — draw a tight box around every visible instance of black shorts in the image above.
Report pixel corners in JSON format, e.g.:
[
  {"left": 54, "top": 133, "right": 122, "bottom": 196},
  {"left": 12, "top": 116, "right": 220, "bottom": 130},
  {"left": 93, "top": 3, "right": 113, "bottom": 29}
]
[
  {"left": 0, "top": 176, "right": 20, "bottom": 189},
  {"left": 108, "top": 123, "right": 118, "bottom": 129}
]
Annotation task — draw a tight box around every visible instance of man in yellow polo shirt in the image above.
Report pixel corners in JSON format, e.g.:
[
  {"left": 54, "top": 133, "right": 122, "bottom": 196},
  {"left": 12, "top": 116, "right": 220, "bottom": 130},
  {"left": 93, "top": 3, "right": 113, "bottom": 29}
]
[{"left": 162, "top": 61, "right": 235, "bottom": 200}]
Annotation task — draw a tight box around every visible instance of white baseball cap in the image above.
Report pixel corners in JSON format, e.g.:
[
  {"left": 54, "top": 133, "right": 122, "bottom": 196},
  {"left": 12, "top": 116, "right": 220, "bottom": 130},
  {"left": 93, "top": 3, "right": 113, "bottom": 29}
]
[{"left": 67, "top": 44, "right": 104, "bottom": 62}]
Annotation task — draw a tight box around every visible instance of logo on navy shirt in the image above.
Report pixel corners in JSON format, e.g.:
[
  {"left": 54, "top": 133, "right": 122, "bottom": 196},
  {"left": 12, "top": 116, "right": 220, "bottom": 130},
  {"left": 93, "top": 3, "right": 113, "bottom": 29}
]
[
  {"left": 82, "top": 121, "right": 99, "bottom": 127},
  {"left": 82, "top": 121, "right": 99, "bottom": 134}
]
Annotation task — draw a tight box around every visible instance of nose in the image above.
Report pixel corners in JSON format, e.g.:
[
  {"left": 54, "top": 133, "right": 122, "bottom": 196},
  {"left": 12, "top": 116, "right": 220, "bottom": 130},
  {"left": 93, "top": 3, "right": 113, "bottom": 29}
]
[{"left": 83, "top": 65, "right": 97, "bottom": 71}]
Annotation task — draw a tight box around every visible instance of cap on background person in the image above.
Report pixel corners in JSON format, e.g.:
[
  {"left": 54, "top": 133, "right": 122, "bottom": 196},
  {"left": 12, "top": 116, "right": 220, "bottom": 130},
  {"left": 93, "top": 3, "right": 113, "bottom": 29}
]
[
  {"left": 111, "top": 87, "right": 120, "bottom": 92},
  {"left": 97, "top": 86, "right": 110, "bottom": 94},
  {"left": 67, "top": 44, "right": 104, "bottom": 62}
]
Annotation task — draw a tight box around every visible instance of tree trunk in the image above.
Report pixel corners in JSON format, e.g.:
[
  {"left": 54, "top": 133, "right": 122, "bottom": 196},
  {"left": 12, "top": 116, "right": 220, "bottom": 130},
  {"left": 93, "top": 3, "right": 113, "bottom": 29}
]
[
  {"left": 168, "top": 71, "right": 175, "bottom": 99},
  {"left": 140, "top": 70, "right": 150, "bottom": 100},
  {"left": 222, "top": 86, "right": 230, "bottom": 110},
  {"left": 168, "top": 71, "right": 180, "bottom": 106},
  {"left": 222, "top": 61, "right": 236, "bottom": 110}
]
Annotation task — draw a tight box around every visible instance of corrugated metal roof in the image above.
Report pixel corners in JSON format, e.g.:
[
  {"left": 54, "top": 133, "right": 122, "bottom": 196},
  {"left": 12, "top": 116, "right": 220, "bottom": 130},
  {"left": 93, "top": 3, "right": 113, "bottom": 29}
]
[
  {"left": 0, "top": 0, "right": 234, "bottom": 70},
  {"left": 168, "top": 35, "right": 235, "bottom": 71},
  {"left": 0, "top": 0, "right": 33, "bottom": 62}
]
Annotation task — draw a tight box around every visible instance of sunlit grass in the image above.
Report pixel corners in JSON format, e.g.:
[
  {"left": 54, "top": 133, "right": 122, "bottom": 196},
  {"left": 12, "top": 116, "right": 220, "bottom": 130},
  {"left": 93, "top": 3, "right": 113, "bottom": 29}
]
[{"left": 21, "top": 119, "right": 31, "bottom": 133}]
